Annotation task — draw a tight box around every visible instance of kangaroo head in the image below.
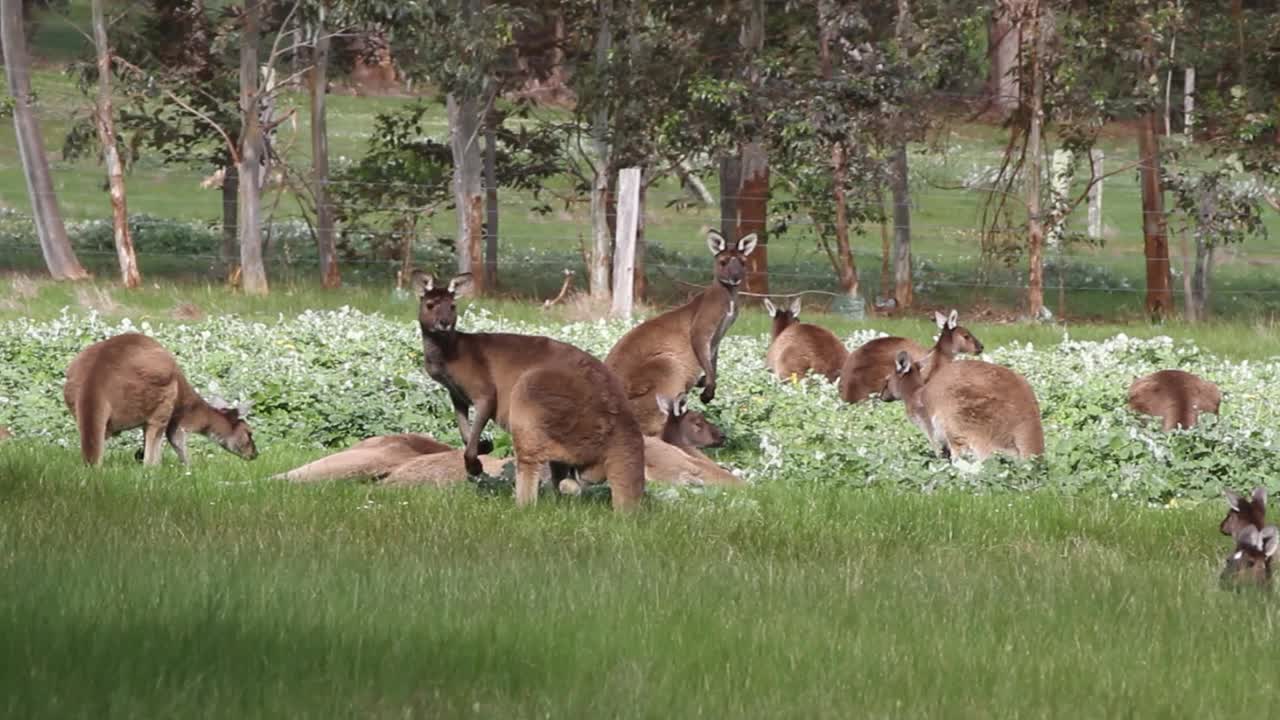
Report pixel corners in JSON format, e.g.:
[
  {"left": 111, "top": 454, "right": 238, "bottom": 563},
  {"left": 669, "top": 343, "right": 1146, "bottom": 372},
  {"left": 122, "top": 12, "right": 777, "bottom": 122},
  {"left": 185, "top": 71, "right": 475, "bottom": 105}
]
[
  {"left": 707, "top": 230, "right": 758, "bottom": 289},
  {"left": 933, "top": 309, "right": 984, "bottom": 356},
  {"left": 1222, "top": 487, "right": 1268, "bottom": 536},
  {"left": 656, "top": 392, "right": 725, "bottom": 449},
  {"left": 1220, "top": 524, "right": 1278, "bottom": 590},
  {"left": 412, "top": 271, "right": 472, "bottom": 333},
  {"left": 210, "top": 401, "right": 258, "bottom": 460},
  {"left": 881, "top": 351, "right": 923, "bottom": 402},
  {"left": 763, "top": 297, "right": 801, "bottom": 338}
]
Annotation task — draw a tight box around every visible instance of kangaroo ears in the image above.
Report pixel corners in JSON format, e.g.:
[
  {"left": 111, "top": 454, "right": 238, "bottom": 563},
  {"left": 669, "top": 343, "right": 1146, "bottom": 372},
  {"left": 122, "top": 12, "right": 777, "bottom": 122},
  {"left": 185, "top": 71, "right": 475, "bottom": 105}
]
[
  {"left": 934, "top": 311, "right": 947, "bottom": 329},
  {"left": 706, "top": 229, "right": 727, "bottom": 255},
  {"left": 947, "top": 309, "right": 958, "bottom": 329},
  {"left": 764, "top": 299, "right": 777, "bottom": 317},
  {"left": 673, "top": 392, "right": 689, "bottom": 417},
  {"left": 447, "top": 274, "right": 473, "bottom": 296},
  {"left": 655, "top": 394, "right": 674, "bottom": 416},
  {"left": 1261, "top": 526, "right": 1280, "bottom": 558},
  {"left": 410, "top": 270, "right": 435, "bottom": 297},
  {"left": 738, "top": 233, "right": 758, "bottom": 256},
  {"left": 236, "top": 400, "right": 253, "bottom": 418},
  {"left": 789, "top": 296, "right": 802, "bottom": 316},
  {"left": 894, "top": 351, "right": 912, "bottom": 375},
  {"left": 1226, "top": 489, "right": 1244, "bottom": 512},
  {"left": 1253, "top": 486, "right": 1268, "bottom": 514}
]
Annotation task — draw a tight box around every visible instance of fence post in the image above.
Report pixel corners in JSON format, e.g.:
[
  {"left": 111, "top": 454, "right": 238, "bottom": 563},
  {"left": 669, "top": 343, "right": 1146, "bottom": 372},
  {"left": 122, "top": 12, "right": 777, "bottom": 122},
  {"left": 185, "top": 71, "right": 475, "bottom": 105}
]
[
  {"left": 611, "top": 167, "right": 641, "bottom": 319},
  {"left": 1087, "top": 149, "right": 1104, "bottom": 241}
]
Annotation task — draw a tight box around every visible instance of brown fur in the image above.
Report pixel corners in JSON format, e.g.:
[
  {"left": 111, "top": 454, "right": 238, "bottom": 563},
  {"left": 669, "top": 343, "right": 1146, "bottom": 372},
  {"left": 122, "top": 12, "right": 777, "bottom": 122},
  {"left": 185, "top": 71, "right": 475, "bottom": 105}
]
[
  {"left": 839, "top": 310, "right": 984, "bottom": 403},
  {"left": 415, "top": 273, "right": 645, "bottom": 510},
  {"left": 274, "top": 433, "right": 452, "bottom": 483},
  {"left": 1220, "top": 525, "right": 1278, "bottom": 590},
  {"left": 763, "top": 298, "right": 847, "bottom": 382},
  {"left": 1127, "top": 369, "right": 1222, "bottom": 431},
  {"left": 62, "top": 333, "right": 257, "bottom": 466},
  {"left": 0, "top": 426, "right": 10, "bottom": 441},
  {"left": 605, "top": 230, "right": 757, "bottom": 435},
  {"left": 380, "top": 450, "right": 510, "bottom": 488},
  {"left": 1222, "top": 487, "right": 1267, "bottom": 537},
  {"left": 643, "top": 393, "right": 740, "bottom": 486},
  {"left": 885, "top": 351, "right": 1044, "bottom": 461}
]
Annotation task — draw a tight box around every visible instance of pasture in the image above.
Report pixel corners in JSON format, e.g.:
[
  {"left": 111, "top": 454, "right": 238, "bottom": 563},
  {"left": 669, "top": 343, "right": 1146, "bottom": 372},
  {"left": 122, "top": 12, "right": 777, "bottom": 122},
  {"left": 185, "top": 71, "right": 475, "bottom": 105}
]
[{"left": 1, "top": 281, "right": 1277, "bottom": 718}]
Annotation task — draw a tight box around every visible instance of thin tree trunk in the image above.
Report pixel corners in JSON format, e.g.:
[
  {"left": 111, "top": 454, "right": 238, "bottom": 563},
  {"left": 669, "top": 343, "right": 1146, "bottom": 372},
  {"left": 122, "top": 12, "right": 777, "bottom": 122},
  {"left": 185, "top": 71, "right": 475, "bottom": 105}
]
[
  {"left": 819, "top": 0, "right": 857, "bottom": 297},
  {"left": 448, "top": 93, "right": 486, "bottom": 292},
  {"left": 483, "top": 110, "right": 498, "bottom": 289},
  {"left": 91, "top": 0, "right": 139, "bottom": 288},
  {"left": 221, "top": 164, "right": 239, "bottom": 272},
  {"left": 891, "top": 145, "right": 913, "bottom": 308},
  {"left": 1024, "top": 0, "right": 1045, "bottom": 318},
  {"left": 1137, "top": 29, "right": 1172, "bottom": 319},
  {"left": 238, "top": 0, "right": 268, "bottom": 294},
  {"left": 1183, "top": 67, "right": 1195, "bottom": 138},
  {"left": 1192, "top": 236, "right": 1212, "bottom": 320},
  {"left": 987, "top": 0, "right": 1021, "bottom": 120},
  {"left": 3, "top": 0, "right": 88, "bottom": 280},
  {"left": 719, "top": 155, "right": 740, "bottom": 236},
  {"left": 310, "top": 21, "right": 339, "bottom": 288},
  {"left": 1179, "top": 228, "right": 1195, "bottom": 321},
  {"left": 588, "top": 0, "right": 613, "bottom": 300},
  {"left": 634, "top": 168, "right": 646, "bottom": 300},
  {"left": 736, "top": 0, "right": 768, "bottom": 295}
]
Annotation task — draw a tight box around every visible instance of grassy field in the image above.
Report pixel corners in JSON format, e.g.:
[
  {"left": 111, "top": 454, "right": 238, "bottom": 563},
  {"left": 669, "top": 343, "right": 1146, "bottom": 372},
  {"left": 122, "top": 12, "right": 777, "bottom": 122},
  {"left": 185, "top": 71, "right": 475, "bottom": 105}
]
[{"left": 0, "top": 443, "right": 1273, "bottom": 719}]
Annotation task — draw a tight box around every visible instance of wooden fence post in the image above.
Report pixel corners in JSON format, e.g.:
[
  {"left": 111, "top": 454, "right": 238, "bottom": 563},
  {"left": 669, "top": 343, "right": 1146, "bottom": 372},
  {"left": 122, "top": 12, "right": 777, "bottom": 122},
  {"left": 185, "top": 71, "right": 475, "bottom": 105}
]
[
  {"left": 611, "top": 167, "right": 641, "bottom": 318},
  {"left": 1087, "top": 149, "right": 1104, "bottom": 241}
]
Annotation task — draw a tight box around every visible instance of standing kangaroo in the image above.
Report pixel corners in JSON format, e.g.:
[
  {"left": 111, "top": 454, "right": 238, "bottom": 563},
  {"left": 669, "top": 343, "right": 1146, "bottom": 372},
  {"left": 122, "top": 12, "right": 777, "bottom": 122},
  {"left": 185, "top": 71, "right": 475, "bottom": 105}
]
[
  {"left": 1128, "top": 369, "right": 1221, "bottom": 431},
  {"left": 414, "top": 272, "right": 645, "bottom": 510},
  {"left": 605, "top": 229, "right": 757, "bottom": 435},
  {"left": 839, "top": 310, "right": 983, "bottom": 403},
  {"left": 763, "top": 297, "right": 847, "bottom": 382},
  {"left": 884, "top": 350, "right": 1044, "bottom": 460},
  {"left": 63, "top": 333, "right": 258, "bottom": 466}
]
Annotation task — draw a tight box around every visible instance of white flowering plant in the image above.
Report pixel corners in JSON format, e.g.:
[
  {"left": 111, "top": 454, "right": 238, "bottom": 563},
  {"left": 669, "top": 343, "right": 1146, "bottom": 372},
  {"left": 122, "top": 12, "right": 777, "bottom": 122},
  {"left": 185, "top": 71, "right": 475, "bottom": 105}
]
[{"left": 1, "top": 308, "right": 1276, "bottom": 503}]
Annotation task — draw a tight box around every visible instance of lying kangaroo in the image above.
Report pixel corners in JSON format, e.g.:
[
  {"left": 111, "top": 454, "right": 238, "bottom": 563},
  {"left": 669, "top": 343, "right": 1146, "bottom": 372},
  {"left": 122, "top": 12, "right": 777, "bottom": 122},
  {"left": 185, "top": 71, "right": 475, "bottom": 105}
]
[
  {"left": 63, "top": 332, "right": 258, "bottom": 466},
  {"left": 838, "top": 310, "right": 983, "bottom": 403},
  {"left": 275, "top": 433, "right": 453, "bottom": 483},
  {"left": 884, "top": 350, "right": 1044, "bottom": 460},
  {"left": 605, "top": 229, "right": 757, "bottom": 435},
  {"left": 1220, "top": 524, "right": 1278, "bottom": 590},
  {"left": 414, "top": 272, "right": 645, "bottom": 510},
  {"left": 763, "top": 297, "right": 847, "bottom": 382},
  {"left": 1128, "top": 369, "right": 1222, "bottom": 431},
  {"left": 642, "top": 393, "right": 741, "bottom": 487}
]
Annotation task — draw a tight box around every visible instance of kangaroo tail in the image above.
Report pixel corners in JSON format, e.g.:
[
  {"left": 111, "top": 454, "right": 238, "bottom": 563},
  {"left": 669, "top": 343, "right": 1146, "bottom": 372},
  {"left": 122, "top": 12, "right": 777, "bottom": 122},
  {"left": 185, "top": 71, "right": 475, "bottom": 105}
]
[{"left": 75, "top": 390, "right": 107, "bottom": 466}]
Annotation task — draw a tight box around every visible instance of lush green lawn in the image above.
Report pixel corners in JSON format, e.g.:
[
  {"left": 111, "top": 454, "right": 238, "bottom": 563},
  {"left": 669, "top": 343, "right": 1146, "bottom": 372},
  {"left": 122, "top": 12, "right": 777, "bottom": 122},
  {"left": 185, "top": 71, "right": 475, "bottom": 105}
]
[{"left": 0, "top": 442, "right": 1270, "bottom": 719}]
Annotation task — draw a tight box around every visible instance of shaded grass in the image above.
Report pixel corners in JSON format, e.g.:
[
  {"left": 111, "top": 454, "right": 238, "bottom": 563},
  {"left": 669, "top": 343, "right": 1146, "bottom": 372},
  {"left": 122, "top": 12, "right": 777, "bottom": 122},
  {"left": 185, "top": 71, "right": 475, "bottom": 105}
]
[{"left": 0, "top": 441, "right": 1271, "bottom": 718}]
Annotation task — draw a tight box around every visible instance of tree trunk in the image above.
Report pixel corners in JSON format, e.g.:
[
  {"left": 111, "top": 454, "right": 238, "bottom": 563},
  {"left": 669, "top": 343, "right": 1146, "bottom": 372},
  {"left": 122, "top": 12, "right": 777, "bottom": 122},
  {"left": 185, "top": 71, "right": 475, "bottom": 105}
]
[
  {"left": 735, "top": 0, "right": 768, "bottom": 295},
  {"left": 987, "top": 0, "right": 1021, "bottom": 119},
  {"left": 634, "top": 168, "right": 647, "bottom": 301},
  {"left": 91, "top": 0, "right": 139, "bottom": 289},
  {"left": 237, "top": 0, "right": 268, "bottom": 294},
  {"left": 1191, "top": 235, "right": 1212, "bottom": 320},
  {"left": 1183, "top": 67, "right": 1195, "bottom": 138},
  {"left": 483, "top": 110, "right": 499, "bottom": 290},
  {"left": 890, "top": 145, "right": 913, "bottom": 308},
  {"left": 3, "top": 0, "right": 87, "bottom": 280},
  {"left": 1024, "top": 0, "right": 1044, "bottom": 318},
  {"left": 310, "top": 22, "right": 339, "bottom": 288},
  {"left": 447, "top": 92, "right": 486, "bottom": 293},
  {"left": 221, "top": 164, "right": 239, "bottom": 272},
  {"left": 719, "top": 155, "right": 740, "bottom": 236},
  {"left": 818, "top": 0, "right": 857, "bottom": 297},
  {"left": 1137, "top": 31, "right": 1172, "bottom": 319},
  {"left": 588, "top": 0, "right": 613, "bottom": 300}
]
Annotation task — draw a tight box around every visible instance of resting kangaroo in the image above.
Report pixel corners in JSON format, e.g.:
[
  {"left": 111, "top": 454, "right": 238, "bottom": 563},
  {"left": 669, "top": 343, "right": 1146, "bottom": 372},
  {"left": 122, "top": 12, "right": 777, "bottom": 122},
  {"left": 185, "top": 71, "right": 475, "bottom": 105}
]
[
  {"left": 763, "top": 297, "right": 847, "bottom": 382},
  {"left": 644, "top": 393, "right": 740, "bottom": 487},
  {"left": 63, "top": 333, "right": 258, "bottom": 466},
  {"left": 275, "top": 433, "right": 453, "bottom": 483},
  {"left": 838, "top": 310, "right": 983, "bottom": 403},
  {"left": 883, "top": 350, "right": 1044, "bottom": 460},
  {"left": 1128, "top": 369, "right": 1221, "bottom": 430},
  {"left": 605, "top": 229, "right": 757, "bottom": 435},
  {"left": 414, "top": 272, "right": 645, "bottom": 509},
  {"left": 1220, "top": 525, "right": 1278, "bottom": 590}
]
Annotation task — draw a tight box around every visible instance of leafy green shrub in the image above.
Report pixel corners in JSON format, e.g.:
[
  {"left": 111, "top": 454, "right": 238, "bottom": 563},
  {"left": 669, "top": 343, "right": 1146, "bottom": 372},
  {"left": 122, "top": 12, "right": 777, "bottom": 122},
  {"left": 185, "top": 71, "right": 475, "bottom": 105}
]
[{"left": 1, "top": 308, "right": 1276, "bottom": 503}]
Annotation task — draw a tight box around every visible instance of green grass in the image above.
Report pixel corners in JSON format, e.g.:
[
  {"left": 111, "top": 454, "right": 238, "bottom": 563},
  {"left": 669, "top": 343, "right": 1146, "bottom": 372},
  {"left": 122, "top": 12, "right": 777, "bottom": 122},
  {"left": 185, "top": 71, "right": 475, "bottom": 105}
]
[{"left": 0, "top": 441, "right": 1271, "bottom": 718}]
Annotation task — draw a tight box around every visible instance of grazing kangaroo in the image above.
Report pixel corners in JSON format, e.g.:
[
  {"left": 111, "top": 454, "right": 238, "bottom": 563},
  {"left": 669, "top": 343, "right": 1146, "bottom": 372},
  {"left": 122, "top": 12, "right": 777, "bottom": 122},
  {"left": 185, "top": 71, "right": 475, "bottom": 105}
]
[
  {"left": 1220, "top": 525, "right": 1278, "bottom": 590},
  {"left": 63, "top": 333, "right": 258, "bottom": 466},
  {"left": 838, "top": 310, "right": 983, "bottom": 403},
  {"left": 275, "top": 433, "right": 453, "bottom": 483},
  {"left": 605, "top": 229, "right": 757, "bottom": 435},
  {"left": 1128, "top": 369, "right": 1222, "bottom": 431},
  {"left": 414, "top": 272, "right": 645, "bottom": 510},
  {"left": 763, "top": 297, "right": 847, "bottom": 382},
  {"left": 1221, "top": 487, "right": 1268, "bottom": 537},
  {"left": 884, "top": 350, "right": 1044, "bottom": 460}
]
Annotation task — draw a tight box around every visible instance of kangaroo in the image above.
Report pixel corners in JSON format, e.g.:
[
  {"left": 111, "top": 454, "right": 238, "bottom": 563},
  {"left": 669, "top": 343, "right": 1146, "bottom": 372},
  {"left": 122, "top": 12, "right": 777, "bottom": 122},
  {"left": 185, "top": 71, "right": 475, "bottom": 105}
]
[
  {"left": 763, "top": 297, "right": 847, "bottom": 382},
  {"left": 1221, "top": 487, "right": 1267, "bottom": 537},
  {"left": 414, "top": 272, "right": 645, "bottom": 510},
  {"left": 0, "top": 426, "right": 10, "bottom": 441},
  {"left": 275, "top": 433, "right": 453, "bottom": 483},
  {"left": 1220, "top": 524, "right": 1278, "bottom": 590},
  {"left": 63, "top": 333, "right": 257, "bottom": 466},
  {"left": 1128, "top": 369, "right": 1222, "bottom": 431},
  {"left": 883, "top": 350, "right": 1044, "bottom": 460},
  {"left": 838, "top": 310, "right": 983, "bottom": 404},
  {"left": 642, "top": 393, "right": 741, "bottom": 487},
  {"left": 381, "top": 450, "right": 511, "bottom": 488},
  {"left": 605, "top": 229, "right": 757, "bottom": 435}
]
